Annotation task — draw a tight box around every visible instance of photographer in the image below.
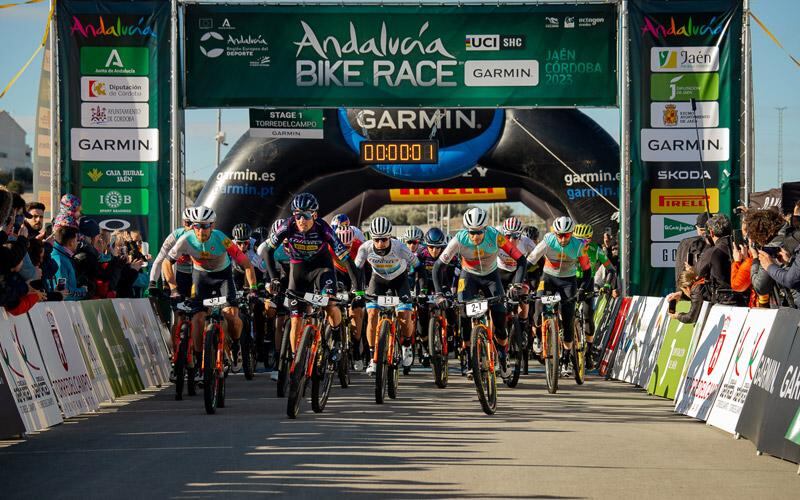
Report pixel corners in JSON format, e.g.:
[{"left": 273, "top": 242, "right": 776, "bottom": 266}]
[
  {"left": 675, "top": 212, "right": 710, "bottom": 288},
  {"left": 758, "top": 232, "right": 800, "bottom": 309},
  {"left": 778, "top": 200, "right": 800, "bottom": 255},
  {"left": 666, "top": 269, "right": 709, "bottom": 324},
  {"left": 745, "top": 209, "right": 785, "bottom": 308},
  {"left": 51, "top": 226, "right": 87, "bottom": 301},
  {"left": 0, "top": 239, "right": 45, "bottom": 315},
  {"left": 695, "top": 214, "right": 743, "bottom": 305},
  {"left": 109, "top": 230, "right": 147, "bottom": 298}
]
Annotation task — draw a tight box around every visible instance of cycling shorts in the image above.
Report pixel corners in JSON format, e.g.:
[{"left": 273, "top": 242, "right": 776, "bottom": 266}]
[
  {"left": 287, "top": 260, "right": 337, "bottom": 314},
  {"left": 457, "top": 270, "right": 506, "bottom": 314},
  {"left": 366, "top": 272, "right": 413, "bottom": 312},
  {"left": 192, "top": 265, "right": 237, "bottom": 306}
]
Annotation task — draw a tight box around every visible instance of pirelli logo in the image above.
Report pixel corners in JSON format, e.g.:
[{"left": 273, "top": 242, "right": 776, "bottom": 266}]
[
  {"left": 389, "top": 187, "right": 507, "bottom": 202},
  {"left": 650, "top": 188, "right": 719, "bottom": 214}
]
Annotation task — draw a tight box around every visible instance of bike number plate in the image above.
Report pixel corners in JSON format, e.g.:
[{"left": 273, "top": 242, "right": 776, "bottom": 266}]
[
  {"left": 465, "top": 300, "right": 489, "bottom": 318},
  {"left": 304, "top": 293, "right": 329, "bottom": 307},
  {"left": 203, "top": 296, "right": 228, "bottom": 307},
  {"left": 541, "top": 295, "right": 561, "bottom": 306},
  {"left": 336, "top": 292, "right": 350, "bottom": 302},
  {"left": 377, "top": 296, "right": 400, "bottom": 307},
  {"left": 177, "top": 302, "right": 194, "bottom": 313}
]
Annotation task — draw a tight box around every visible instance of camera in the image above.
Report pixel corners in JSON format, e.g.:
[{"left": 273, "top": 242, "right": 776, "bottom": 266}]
[{"left": 733, "top": 206, "right": 745, "bottom": 215}]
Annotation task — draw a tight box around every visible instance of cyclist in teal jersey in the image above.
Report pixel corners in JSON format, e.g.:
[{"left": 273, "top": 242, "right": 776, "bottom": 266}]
[{"left": 149, "top": 207, "right": 194, "bottom": 298}]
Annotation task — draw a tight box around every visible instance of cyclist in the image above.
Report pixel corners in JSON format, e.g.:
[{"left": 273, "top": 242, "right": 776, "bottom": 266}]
[
  {"left": 149, "top": 207, "right": 194, "bottom": 299},
  {"left": 573, "top": 223, "right": 618, "bottom": 368},
  {"left": 264, "top": 220, "right": 291, "bottom": 381},
  {"left": 403, "top": 226, "right": 425, "bottom": 257},
  {"left": 163, "top": 206, "right": 258, "bottom": 377},
  {"left": 330, "top": 225, "right": 367, "bottom": 371},
  {"left": 356, "top": 217, "right": 419, "bottom": 376},
  {"left": 527, "top": 216, "right": 592, "bottom": 376},
  {"left": 497, "top": 217, "right": 535, "bottom": 347},
  {"left": 260, "top": 193, "right": 359, "bottom": 362},
  {"left": 432, "top": 208, "right": 527, "bottom": 379},
  {"left": 231, "top": 223, "right": 268, "bottom": 373},
  {"left": 331, "top": 213, "right": 365, "bottom": 242}
]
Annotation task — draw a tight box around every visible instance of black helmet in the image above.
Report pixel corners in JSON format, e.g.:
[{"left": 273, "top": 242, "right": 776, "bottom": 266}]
[
  {"left": 523, "top": 225, "right": 540, "bottom": 241},
  {"left": 424, "top": 227, "right": 447, "bottom": 247},
  {"left": 232, "top": 223, "right": 252, "bottom": 242},
  {"left": 290, "top": 192, "right": 319, "bottom": 212}
]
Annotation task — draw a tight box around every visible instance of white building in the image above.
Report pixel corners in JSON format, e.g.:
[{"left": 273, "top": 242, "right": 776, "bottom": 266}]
[{"left": 0, "top": 111, "right": 32, "bottom": 174}]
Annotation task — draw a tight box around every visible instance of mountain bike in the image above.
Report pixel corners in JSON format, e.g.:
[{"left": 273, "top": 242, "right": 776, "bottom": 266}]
[
  {"left": 428, "top": 295, "right": 451, "bottom": 389},
  {"left": 366, "top": 293, "right": 403, "bottom": 404},
  {"left": 503, "top": 288, "right": 525, "bottom": 388},
  {"left": 335, "top": 288, "right": 353, "bottom": 388},
  {"left": 539, "top": 293, "right": 563, "bottom": 395},
  {"left": 459, "top": 296, "right": 503, "bottom": 415},
  {"left": 200, "top": 295, "right": 233, "bottom": 414},
  {"left": 238, "top": 292, "right": 264, "bottom": 381},
  {"left": 571, "top": 289, "right": 595, "bottom": 385},
  {"left": 170, "top": 300, "right": 196, "bottom": 401}
]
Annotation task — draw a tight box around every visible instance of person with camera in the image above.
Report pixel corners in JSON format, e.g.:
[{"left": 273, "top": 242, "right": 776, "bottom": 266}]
[
  {"left": 674, "top": 213, "right": 710, "bottom": 289},
  {"left": 695, "top": 214, "right": 744, "bottom": 306},
  {"left": 777, "top": 200, "right": 800, "bottom": 255},
  {"left": 51, "top": 225, "right": 87, "bottom": 301},
  {"left": 741, "top": 209, "right": 785, "bottom": 308},
  {"left": 758, "top": 230, "right": 800, "bottom": 309},
  {"left": 666, "top": 269, "right": 709, "bottom": 324}
]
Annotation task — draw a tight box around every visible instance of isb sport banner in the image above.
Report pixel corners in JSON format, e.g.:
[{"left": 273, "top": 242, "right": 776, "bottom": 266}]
[
  {"left": 184, "top": 3, "right": 617, "bottom": 108},
  {"left": 629, "top": 0, "right": 743, "bottom": 296},
  {"left": 56, "top": 0, "right": 172, "bottom": 254}
]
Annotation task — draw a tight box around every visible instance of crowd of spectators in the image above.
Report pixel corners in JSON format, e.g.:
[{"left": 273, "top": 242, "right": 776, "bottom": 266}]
[
  {"left": 668, "top": 200, "right": 800, "bottom": 323},
  {"left": 0, "top": 188, "right": 152, "bottom": 315}
]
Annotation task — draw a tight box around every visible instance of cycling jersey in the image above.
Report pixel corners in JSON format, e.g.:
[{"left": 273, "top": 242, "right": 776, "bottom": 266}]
[
  {"left": 267, "top": 217, "right": 348, "bottom": 264},
  {"left": 330, "top": 239, "right": 362, "bottom": 275},
  {"left": 439, "top": 227, "right": 522, "bottom": 276},
  {"left": 168, "top": 229, "right": 249, "bottom": 272},
  {"left": 497, "top": 235, "right": 536, "bottom": 272},
  {"left": 150, "top": 227, "right": 192, "bottom": 282},
  {"left": 528, "top": 232, "right": 591, "bottom": 278},
  {"left": 233, "top": 238, "right": 267, "bottom": 288},
  {"left": 578, "top": 241, "right": 614, "bottom": 279},
  {"left": 355, "top": 238, "right": 419, "bottom": 281}
]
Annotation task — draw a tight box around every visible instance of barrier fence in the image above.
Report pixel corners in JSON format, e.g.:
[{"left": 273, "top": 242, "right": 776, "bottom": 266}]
[
  {"left": 0, "top": 299, "right": 171, "bottom": 438},
  {"left": 594, "top": 294, "right": 800, "bottom": 467}
]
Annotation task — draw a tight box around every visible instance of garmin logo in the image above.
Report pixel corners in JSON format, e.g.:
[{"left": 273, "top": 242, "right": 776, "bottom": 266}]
[
  {"left": 356, "top": 109, "right": 478, "bottom": 130},
  {"left": 70, "top": 128, "right": 159, "bottom": 161},
  {"left": 641, "top": 128, "right": 729, "bottom": 162}
]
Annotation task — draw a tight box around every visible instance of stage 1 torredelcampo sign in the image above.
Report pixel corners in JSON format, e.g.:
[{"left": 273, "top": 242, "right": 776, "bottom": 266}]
[
  {"left": 249, "top": 108, "right": 324, "bottom": 139},
  {"left": 184, "top": 3, "right": 617, "bottom": 108}
]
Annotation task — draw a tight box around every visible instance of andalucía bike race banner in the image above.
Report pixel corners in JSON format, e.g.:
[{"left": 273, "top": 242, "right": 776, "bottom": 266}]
[
  {"left": 629, "top": 0, "right": 743, "bottom": 296},
  {"left": 57, "top": 0, "right": 171, "bottom": 249},
  {"left": 184, "top": 3, "right": 617, "bottom": 108}
]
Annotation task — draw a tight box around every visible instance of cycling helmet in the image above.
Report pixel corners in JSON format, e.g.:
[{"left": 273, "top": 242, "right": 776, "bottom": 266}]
[
  {"left": 574, "top": 223, "right": 593, "bottom": 240},
  {"left": 403, "top": 226, "right": 424, "bottom": 242},
  {"left": 502, "top": 216, "right": 523, "bottom": 234},
  {"left": 552, "top": 216, "right": 575, "bottom": 235},
  {"left": 331, "top": 213, "right": 350, "bottom": 229},
  {"left": 424, "top": 227, "right": 447, "bottom": 247},
  {"left": 336, "top": 226, "right": 355, "bottom": 246},
  {"left": 187, "top": 206, "right": 216, "bottom": 224},
  {"left": 523, "top": 225, "right": 540, "bottom": 241},
  {"left": 251, "top": 226, "right": 269, "bottom": 246},
  {"left": 59, "top": 193, "right": 81, "bottom": 213},
  {"left": 232, "top": 223, "right": 252, "bottom": 242},
  {"left": 181, "top": 207, "right": 193, "bottom": 224},
  {"left": 463, "top": 207, "right": 488, "bottom": 231},
  {"left": 290, "top": 192, "right": 319, "bottom": 212},
  {"left": 370, "top": 216, "right": 393, "bottom": 238}
]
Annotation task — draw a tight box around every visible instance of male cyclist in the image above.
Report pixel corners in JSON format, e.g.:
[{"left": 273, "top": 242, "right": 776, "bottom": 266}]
[
  {"left": 356, "top": 217, "right": 419, "bottom": 376},
  {"left": 149, "top": 207, "right": 194, "bottom": 298},
  {"left": 164, "top": 206, "right": 258, "bottom": 376},
  {"left": 527, "top": 216, "right": 592, "bottom": 376},
  {"left": 260, "top": 193, "right": 359, "bottom": 361},
  {"left": 330, "top": 225, "right": 367, "bottom": 371},
  {"left": 403, "top": 226, "right": 425, "bottom": 257},
  {"left": 331, "top": 213, "right": 366, "bottom": 242},
  {"left": 231, "top": 223, "right": 269, "bottom": 372},
  {"left": 573, "top": 223, "right": 618, "bottom": 368},
  {"left": 497, "top": 217, "right": 536, "bottom": 348},
  {"left": 432, "top": 208, "right": 527, "bottom": 379},
  {"left": 264, "top": 220, "right": 291, "bottom": 381}
]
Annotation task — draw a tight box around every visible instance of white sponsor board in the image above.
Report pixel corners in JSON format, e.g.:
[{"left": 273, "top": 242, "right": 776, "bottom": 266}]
[
  {"left": 651, "top": 242, "right": 680, "bottom": 268},
  {"left": 641, "top": 128, "right": 730, "bottom": 162},
  {"left": 63, "top": 302, "right": 115, "bottom": 403},
  {"left": 650, "top": 101, "right": 719, "bottom": 128},
  {"left": 81, "top": 102, "right": 149, "bottom": 128},
  {"left": 650, "top": 46, "right": 719, "bottom": 72},
  {"left": 610, "top": 297, "right": 645, "bottom": 381},
  {"left": 80, "top": 76, "right": 149, "bottom": 102},
  {"left": 619, "top": 297, "right": 666, "bottom": 384},
  {"left": 634, "top": 299, "right": 671, "bottom": 388},
  {"left": 0, "top": 310, "right": 62, "bottom": 432},
  {"left": 129, "top": 299, "right": 172, "bottom": 384},
  {"left": 650, "top": 214, "right": 698, "bottom": 243},
  {"left": 706, "top": 309, "right": 778, "bottom": 433},
  {"left": 674, "top": 306, "right": 748, "bottom": 420},
  {"left": 70, "top": 128, "right": 159, "bottom": 162},
  {"left": 464, "top": 60, "right": 539, "bottom": 86},
  {"left": 28, "top": 303, "right": 99, "bottom": 418},
  {"left": 112, "top": 300, "right": 159, "bottom": 388}
]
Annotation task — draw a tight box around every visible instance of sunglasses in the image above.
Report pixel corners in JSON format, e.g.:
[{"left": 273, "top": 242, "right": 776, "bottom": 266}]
[
  {"left": 407, "top": 240, "right": 420, "bottom": 245},
  {"left": 556, "top": 232, "right": 572, "bottom": 238},
  {"left": 193, "top": 223, "right": 212, "bottom": 229},
  {"left": 293, "top": 211, "right": 314, "bottom": 220},
  {"left": 373, "top": 237, "right": 389, "bottom": 243},
  {"left": 468, "top": 230, "right": 485, "bottom": 235}
]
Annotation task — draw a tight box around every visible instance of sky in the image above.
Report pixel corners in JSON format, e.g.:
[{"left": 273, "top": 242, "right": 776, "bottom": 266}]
[{"left": 0, "top": 0, "right": 797, "bottom": 192}]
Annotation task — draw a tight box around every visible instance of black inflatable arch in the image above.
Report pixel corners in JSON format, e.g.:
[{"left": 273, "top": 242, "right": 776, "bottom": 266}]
[{"left": 196, "top": 108, "right": 619, "bottom": 235}]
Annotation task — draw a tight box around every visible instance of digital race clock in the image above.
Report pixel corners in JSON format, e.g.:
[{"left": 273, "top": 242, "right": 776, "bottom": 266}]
[{"left": 359, "top": 140, "right": 439, "bottom": 165}]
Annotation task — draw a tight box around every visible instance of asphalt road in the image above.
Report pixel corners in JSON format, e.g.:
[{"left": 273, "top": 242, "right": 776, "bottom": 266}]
[{"left": 0, "top": 366, "right": 797, "bottom": 499}]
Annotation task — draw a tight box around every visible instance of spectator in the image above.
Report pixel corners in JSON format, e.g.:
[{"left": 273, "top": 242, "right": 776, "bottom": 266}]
[
  {"left": 730, "top": 217, "right": 755, "bottom": 305},
  {"left": 667, "top": 269, "right": 708, "bottom": 324},
  {"left": 779, "top": 200, "right": 800, "bottom": 254},
  {"left": 696, "top": 214, "right": 742, "bottom": 305},
  {"left": 24, "top": 201, "right": 46, "bottom": 238},
  {"left": 675, "top": 212, "right": 710, "bottom": 288},
  {"left": 745, "top": 209, "right": 785, "bottom": 308},
  {"left": 0, "top": 239, "right": 44, "bottom": 315},
  {"left": 51, "top": 226, "right": 87, "bottom": 301},
  {"left": 758, "top": 235, "right": 800, "bottom": 308},
  {"left": 601, "top": 228, "right": 619, "bottom": 270},
  {"left": 59, "top": 193, "right": 82, "bottom": 219}
]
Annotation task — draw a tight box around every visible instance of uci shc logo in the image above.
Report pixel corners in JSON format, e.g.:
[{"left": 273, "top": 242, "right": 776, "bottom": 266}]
[{"left": 200, "top": 31, "right": 225, "bottom": 58}]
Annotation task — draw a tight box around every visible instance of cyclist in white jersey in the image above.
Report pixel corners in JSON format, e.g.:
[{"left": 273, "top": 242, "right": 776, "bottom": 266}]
[
  {"left": 497, "top": 217, "right": 535, "bottom": 337},
  {"left": 149, "top": 207, "right": 194, "bottom": 297}
]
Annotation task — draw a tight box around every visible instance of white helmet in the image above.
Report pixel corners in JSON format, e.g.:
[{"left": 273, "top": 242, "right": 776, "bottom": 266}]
[
  {"left": 552, "top": 216, "right": 575, "bottom": 235},
  {"left": 182, "top": 207, "right": 194, "bottom": 223},
  {"left": 403, "top": 226, "right": 424, "bottom": 242},
  {"left": 370, "top": 217, "right": 393, "bottom": 238},
  {"left": 336, "top": 226, "right": 355, "bottom": 246},
  {"left": 188, "top": 206, "right": 216, "bottom": 224},
  {"left": 462, "top": 207, "right": 488, "bottom": 231},
  {"left": 502, "top": 216, "right": 523, "bottom": 234}
]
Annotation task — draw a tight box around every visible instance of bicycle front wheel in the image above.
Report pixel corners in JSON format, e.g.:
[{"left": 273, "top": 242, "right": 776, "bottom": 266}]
[
  {"left": 203, "top": 325, "right": 220, "bottom": 414},
  {"left": 504, "top": 315, "right": 523, "bottom": 388},
  {"left": 387, "top": 327, "right": 401, "bottom": 400},
  {"left": 277, "top": 319, "right": 291, "bottom": 398},
  {"left": 312, "top": 327, "right": 335, "bottom": 413},
  {"left": 174, "top": 321, "right": 189, "bottom": 401},
  {"left": 428, "top": 315, "right": 448, "bottom": 389},
  {"left": 287, "top": 325, "right": 313, "bottom": 419},
  {"left": 470, "top": 325, "right": 497, "bottom": 415},
  {"left": 375, "top": 320, "right": 391, "bottom": 404},
  {"left": 572, "top": 316, "right": 586, "bottom": 385},
  {"left": 544, "top": 318, "right": 559, "bottom": 394}
]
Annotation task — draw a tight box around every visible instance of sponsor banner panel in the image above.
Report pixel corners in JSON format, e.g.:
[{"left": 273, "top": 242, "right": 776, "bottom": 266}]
[
  {"left": 80, "top": 76, "right": 149, "bottom": 102},
  {"left": 707, "top": 309, "right": 778, "bottom": 434},
  {"left": 129, "top": 298, "right": 172, "bottom": 383},
  {"left": 389, "top": 187, "right": 507, "bottom": 202},
  {"left": 81, "top": 187, "right": 149, "bottom": 216},
  {"left": 650, "top": 188, "right": 720, "bottom": 214},
  {"left": 70, "top": 128, "right": 159, "bottom": 162},
  {"left": 594, "top": 296, "right": 621, "bottom": 355},
  {"left": 649, "top": 101, "right": 719, "bottom": 128},
  {"left": 650, "top": 242, "right": 679, "bottom": 268},
  {"left": 28, "top": 303, "right": 99, "bottom": 418},
  {"left": 604, "top": 297, "right": 642, "bottom": 378},
  {"left": 598, "top": 297, "right": 633, "bottom": 377},
  {"left": 112, "top": 299, "right": 170, "bottom": 387},
  {"left": 650, "top": 46, "right": 719, "bottom": 73},
  {"left": 641, "top": 128, "right": 729, "bottom": 162},
  {"left": 649, "top": 72, "right": 719, "bottom": 101},
  {"left": 81, "top": 163, "right": 149, "bottom": 188},
  {"left": 650, "top": 214, "right": 697, "bottom": 242},
  {"left": 249, "top": 108, "right": 324, "bottom": 139},
  {"left": 647, "top": 301, "right": 709, "bottom": 400},
  {"left": 63, "top": 302, "right": 115, "bottom": 403},
  {"left": 618, "top": 297, "right": 666, "bottom": 384},
  {"left": 80, "top": 46, "right": 150, "bottom": 76},
  {"left": 0, "top": 310, "right": 62, "bottom": 432},
  {"left": 635, "top": 299, "right": 671, "bottom": 388},
  {"left": 81, "top": 102, "right": 149, "bottom": 128},
  {"left": 463, "top": 60, "right": 539, "bottom": 87},
  {"left": 674, "top": 306, "right": 748, "bottom": 421},
  {"left": 787, "top": 407, "right": 800, "bottom": 446},
  {"left": 0, "top": 363, "right": 26, "bottom": 438}
]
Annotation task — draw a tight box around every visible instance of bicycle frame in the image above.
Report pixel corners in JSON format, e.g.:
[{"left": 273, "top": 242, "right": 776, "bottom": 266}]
[
  {"left": 287, "top": 292, "right": 330, "bottom": 378},
  {"left": 171, "top": 305, "right": 194, "bottom": 365}
]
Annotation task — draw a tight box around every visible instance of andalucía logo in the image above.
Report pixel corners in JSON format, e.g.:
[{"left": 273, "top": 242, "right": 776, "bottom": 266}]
[
  {"left": 70, "top": 16, "right": 158, "bottom": 39},
  {"left": 641, "top": 16, "right": 725, "bottom": 39}
]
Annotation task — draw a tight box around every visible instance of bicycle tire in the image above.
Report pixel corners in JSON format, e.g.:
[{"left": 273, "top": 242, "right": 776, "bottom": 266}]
[
  {"left": 287, "top": 325, "right": 313, "bottom": 419},
  {"left": 544, "top": 319, "right": 559, "bottom": 394},
  {"left": 174, "top": 321, "right": 189, "bottom": 401},
  {"left": 203, "top": 325, "right": 219, "bottom": 414},
  {"left": 388, "top": 329, "right": 401, "bottom": 399},
  {"left": 470, "top": 325, "right": 497, "bottom": 415},
  {"left": 375, "top": 320, "right": 391, "bottom": 404},
  {"left": 338, "top": 322, "right": 350, "bottom": 388},
  {"left": 505, "top": 315, "right": 523, "bottom": 388},
  {"left": 241, "top": 313, "right": 256, "bottom": 381},
  {"left": 312, "top": 327, "right": 335, "bottom": 413},
  {"left": 428, "top": 316, "right": 448, "bottom": 388},
  {"left": 573, "top": 315, "right": 586, "bottom": 385},
  {"left": 276, "top": 319, "right": 292, "bottom": 398}
]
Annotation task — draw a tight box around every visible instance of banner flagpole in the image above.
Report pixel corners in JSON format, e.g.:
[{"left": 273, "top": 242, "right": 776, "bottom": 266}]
[
  {"left": 742, "top": 0, "right": 753, "bottom": 207},
  {"left": 48, "top": 0, "right": 59, "bottom": 214},
  {"left": 170, "top": 0, "right": 182, "bottom": 228},
  {"left": 619, "top": 0, "right": 630, "bottom": 296}
]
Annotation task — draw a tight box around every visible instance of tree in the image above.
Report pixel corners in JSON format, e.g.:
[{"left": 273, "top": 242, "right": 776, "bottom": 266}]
[
  {"left": 7, "top": 180, "right": 24, "bottom": 194},
  {"left": 0, "top": 172, "right": 11, "bottom": 185},
  {"left": 185, "top": 179, "right": 206, "bottom": 202}
]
